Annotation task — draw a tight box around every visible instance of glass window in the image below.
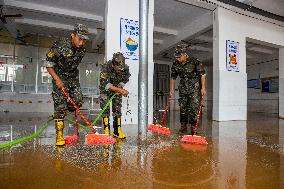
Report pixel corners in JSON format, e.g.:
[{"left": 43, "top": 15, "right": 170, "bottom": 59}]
[{"left": 41, "top": 66, "right": 52, "bottom": 84}]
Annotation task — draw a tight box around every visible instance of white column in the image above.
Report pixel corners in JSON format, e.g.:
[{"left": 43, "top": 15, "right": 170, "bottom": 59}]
[
  {"left": 279, "top": 48, "right": 284, "bottom": 118},
  {"left": 105, "top": 0, "right": 154, "bottom": 125},
  {"left": 213, "top": 7, "right": 247, "bottom": 121}
]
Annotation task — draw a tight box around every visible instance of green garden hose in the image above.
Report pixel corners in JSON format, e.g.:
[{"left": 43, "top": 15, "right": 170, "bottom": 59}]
[{"left": 0, "top": 117, "right": 53, "bottom": 151}]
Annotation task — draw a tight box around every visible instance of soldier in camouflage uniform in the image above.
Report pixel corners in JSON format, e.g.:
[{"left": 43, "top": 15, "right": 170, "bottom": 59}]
[
  {"left": 170, "top": 44, "right": 206, "bottom": 134},
  {"left": 44, "top": 23, "right": 89, "bottom": 146},
  {"left": 100, "top": 52, "right": 131, "bottom": 139}
]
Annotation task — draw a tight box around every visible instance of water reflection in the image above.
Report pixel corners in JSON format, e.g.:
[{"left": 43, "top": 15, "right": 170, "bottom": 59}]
[
  {"left": 151, "top": 143, "right": 214, "bottom": 188},
  {"left": 212, "top": 121, "right": 247, "bottom": 189},
  {"left": 279, "top": 119, "right": 284, "bottom": 151},
  {"left": 0, "top": 113, "right": 284, "bottom": 188},
  {"left": 279, "top": 119, "right": 284, "bottom": 188}
]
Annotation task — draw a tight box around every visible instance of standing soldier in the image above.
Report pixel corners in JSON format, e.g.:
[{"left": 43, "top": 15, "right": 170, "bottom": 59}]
[
  {"left": 170, "top": 44, "right": 206, "bottom": 134},
  {"left": 44, "top": 23, "right": 89, "bottom": 146},
  {"left": 100, "top": 52, "right": 131, "bottom": 139}
]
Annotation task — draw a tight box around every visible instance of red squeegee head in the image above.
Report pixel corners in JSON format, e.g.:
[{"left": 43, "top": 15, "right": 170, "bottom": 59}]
[
  {"left": 147, "top": 95, "right": 172, "bottom": 135},
  {"left": 181, "top": 94, "right": 207, "bottom": 145},
  {"left": 62, "top": 88, "right": 117, "bottom": 145}
]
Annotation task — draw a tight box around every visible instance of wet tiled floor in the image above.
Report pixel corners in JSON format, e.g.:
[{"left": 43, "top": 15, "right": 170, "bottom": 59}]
[{"left": 0, "top": 111, "right": 283, "bottom": 189}]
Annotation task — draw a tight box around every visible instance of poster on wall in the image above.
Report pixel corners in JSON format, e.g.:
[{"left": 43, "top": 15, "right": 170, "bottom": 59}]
[
  {"left": 120, "top": 18, "right": 139, "bottom": 60},
  {"left": 226, "top": 40, "right": 239, "bottom": 72}
]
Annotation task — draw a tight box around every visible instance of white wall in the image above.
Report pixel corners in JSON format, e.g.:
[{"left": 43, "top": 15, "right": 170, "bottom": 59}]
[
  {"left": 280, "top": 48, "right": 284, "bottom": 118},
  {"left": 105, "top": 0, "right": 154, "bottom": 125},
  {"left": 213, "top": 7, "right": 284, "bottom": 121},
  {"left": 0, "top": 93, "right": 53, "bottom": 112},
  {"left": 205, "top": 64, "right": 213, "bottom": 115}
]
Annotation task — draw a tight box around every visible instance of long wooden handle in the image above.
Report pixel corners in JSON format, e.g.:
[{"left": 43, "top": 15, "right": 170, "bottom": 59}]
[
  {"left": 74, "top": 110, "right": 79, "bottom": 136},
  {"left": 194, "top": 95, "right": 205, "bottom": 134},
  {"left": 91, "top": 93, "right": 116, "bottom": 126},
  {"left": 61, "top": 88, "right": 96, "bottom": 133},
  {"left": 160, "top": 94, "right": 172, "bottom": 126}
]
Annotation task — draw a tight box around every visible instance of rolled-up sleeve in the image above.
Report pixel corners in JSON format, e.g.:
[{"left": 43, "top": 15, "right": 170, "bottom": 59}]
[
  {"left": 44, "top": 60, "right": 55, "bottom": 68},
  {"left": 105, "top": 83, "right": 113, "bottom": 90},
  {"left": 196, "top": 60, "right": 206, "bottom": 76},
  {"left": 44, "top": 41, "right": 60, "bottom": 68},
  {"left": 118, "top": 82, "right": 125, "bottom": 88}
]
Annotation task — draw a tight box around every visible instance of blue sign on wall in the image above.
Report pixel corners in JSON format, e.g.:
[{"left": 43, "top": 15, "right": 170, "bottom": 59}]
[{"left": 120, "top": 18, "right": 139, "bottom": 60}]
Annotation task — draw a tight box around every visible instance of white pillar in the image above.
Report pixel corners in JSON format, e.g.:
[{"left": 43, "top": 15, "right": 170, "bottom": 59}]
[
  {"left": 105, "top": 0, "right": 154, "bottom": 125},
  {"left": 279, "top": 48, "right": 284, "bottom": 118},
  {"left": 213, "top": 7, "right": 247, "bottom": 121}
]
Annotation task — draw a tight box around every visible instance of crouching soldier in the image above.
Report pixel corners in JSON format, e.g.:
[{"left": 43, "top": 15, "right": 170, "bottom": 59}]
[{"left": 99, "top": 52, "right": 131, "bottom": 139}]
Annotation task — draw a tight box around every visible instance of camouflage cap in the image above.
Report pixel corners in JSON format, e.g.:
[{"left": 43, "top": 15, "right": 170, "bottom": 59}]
[
  {"left": 174, "top": 44, "right": 188, "bottom": 58},
  {"left": 74, "top": 23, "right": 89, "bottom": 40},
  {"left": 112, "top": 52, "right": 126, "bottom": 70}
]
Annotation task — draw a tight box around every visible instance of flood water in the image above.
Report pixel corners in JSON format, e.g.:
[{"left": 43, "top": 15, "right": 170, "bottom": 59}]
[{"left": 0, "top": 111, "right": 283, "bottom": 189}]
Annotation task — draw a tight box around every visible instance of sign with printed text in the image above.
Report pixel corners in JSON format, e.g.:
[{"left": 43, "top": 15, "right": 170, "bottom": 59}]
[
  {"left": 226, "top": 40, "right": 239, "bottom": 72},
  {"left": 120, "top": 18, "right": 139, "bottom": 60}
]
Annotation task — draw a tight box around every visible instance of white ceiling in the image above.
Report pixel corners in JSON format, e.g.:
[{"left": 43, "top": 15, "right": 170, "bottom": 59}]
[
  {"left": 14, "top": 0, "right": 106, "bottom": 16},
  {"left": 0, "top": 0, "right": 282, "bottom": 63},
  {"left": 154, "top": 0, "right": 208, "bottom": 30},
  {"left": 236, "top": 0, "right": 284, "bottom": 17},
  {"left": 246, "top": 42, "right": 279, "bottom": 65}
]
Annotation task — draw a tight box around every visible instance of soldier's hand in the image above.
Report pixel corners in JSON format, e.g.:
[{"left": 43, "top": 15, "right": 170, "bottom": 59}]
[
  {"left": 119, "top": 88, "right": 129, "bottom": 97},
  {"left": 56, "top": 79, "right": 64, "bottom": 90},
  {"left": 123, "top": 89, "right": 129, "bottom": 97},
  {"left": 170, "top": 89, "right": 175, "bottom": 96}
]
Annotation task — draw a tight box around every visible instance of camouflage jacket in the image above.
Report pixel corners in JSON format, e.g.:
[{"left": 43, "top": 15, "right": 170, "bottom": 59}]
[
  {"left": 171, "top": 57, "right": 206, "bottom": 93},
  {"left": 45, "top": 38, "right": 86, "bottom": 82},
  {"left": 99, "top": 60, "right": 131, "bottom": 94}
]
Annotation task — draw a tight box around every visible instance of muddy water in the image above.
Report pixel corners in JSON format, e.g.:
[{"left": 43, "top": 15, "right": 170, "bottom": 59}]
[{"left": 0, "top": 112, "right": 283, "bottom": 189}]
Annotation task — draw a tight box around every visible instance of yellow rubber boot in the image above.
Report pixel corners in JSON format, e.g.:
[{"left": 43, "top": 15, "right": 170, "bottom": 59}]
[
  {"left": 103, "top": 116, "right": 110, "bottom": 135},
  {"left": 55, "top": 119, "right": 65, "bottom": 146},
  {"left": 113, "top": 116, "right": 126, "bottom": 139}
]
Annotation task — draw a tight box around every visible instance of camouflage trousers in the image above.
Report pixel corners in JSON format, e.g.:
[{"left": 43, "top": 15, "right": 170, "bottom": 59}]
[
  {"left": 178, "top": 84, "right": 201, "bottom": 126},
  {"left": 52, "top": 81, "right": 83, "bottom": 119},
  {"left": 100, "top": 93, "right": 122, "bottom": 117}
]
